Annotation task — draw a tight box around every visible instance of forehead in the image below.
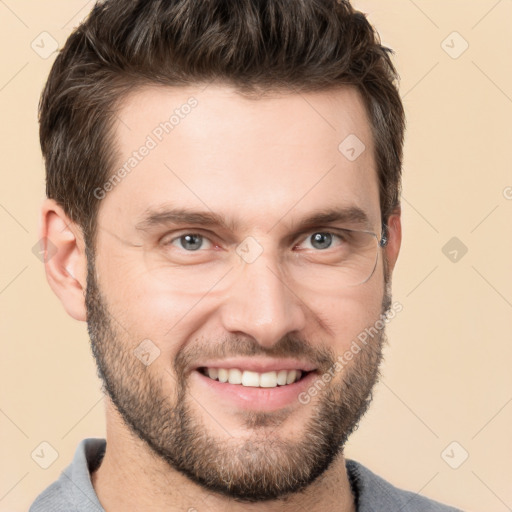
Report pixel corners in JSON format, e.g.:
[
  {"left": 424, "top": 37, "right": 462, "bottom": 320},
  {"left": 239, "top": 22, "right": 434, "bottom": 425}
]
[{"left": 102, "top": 83, "right": 380, "bottom": 233}]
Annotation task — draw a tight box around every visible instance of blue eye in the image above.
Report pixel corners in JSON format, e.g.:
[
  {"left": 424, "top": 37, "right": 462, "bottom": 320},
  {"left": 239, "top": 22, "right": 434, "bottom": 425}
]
[
  {"left": 309, "top": 232, "right": 332, "bottom": 250},
  {"left": 162, "top": 230, "right": 346, "bottom": 255},
  {"left": 169, "top": 233, "right": 213, "bottom": 251},
  {"left": 300, "top": 232, "right": 343, "bottom": 251}
]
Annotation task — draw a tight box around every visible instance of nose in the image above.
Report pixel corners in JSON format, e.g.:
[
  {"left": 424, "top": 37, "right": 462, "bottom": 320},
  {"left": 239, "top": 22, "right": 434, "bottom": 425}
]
[{"left": 219, "top": 250, "right": 307, "bottom": 348}]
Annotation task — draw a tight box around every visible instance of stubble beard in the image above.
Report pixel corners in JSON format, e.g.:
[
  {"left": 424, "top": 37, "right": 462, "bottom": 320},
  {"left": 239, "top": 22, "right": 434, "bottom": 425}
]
[{"left": 85, "top": 247, "right": 391, "bottom": 503}]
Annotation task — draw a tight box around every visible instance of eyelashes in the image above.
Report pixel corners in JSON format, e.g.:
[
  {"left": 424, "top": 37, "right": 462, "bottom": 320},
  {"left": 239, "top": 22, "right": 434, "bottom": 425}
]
[{"left": 163, "top": 230, "right": 346, "bottom": 253}]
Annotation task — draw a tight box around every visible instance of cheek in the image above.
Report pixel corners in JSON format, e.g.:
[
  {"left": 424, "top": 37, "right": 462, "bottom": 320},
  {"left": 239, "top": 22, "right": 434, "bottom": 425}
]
[
  {"left": 306, "top": 274, "right": 385, "bottom": 351},
  {"left": 100, "top": 262, "right": 215, "bottom": 355},
  {"left": 93, "top": 252, "right": 177, "bottom": 336}
]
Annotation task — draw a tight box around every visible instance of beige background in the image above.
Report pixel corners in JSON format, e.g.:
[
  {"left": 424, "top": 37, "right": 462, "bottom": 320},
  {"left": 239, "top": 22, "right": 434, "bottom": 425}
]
[{"left": 1, "top": 1, "right": 511, "bottom": 511}]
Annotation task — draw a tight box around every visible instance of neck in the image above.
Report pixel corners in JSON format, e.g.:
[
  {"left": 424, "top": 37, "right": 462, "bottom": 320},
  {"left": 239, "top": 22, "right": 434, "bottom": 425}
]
[{"left": 91, "top": 400, "right": 356, "bottom": 512}]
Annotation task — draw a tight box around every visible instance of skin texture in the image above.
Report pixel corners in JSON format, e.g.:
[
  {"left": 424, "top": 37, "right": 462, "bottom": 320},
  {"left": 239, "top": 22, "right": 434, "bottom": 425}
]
[{"left": 41, "top": 84, "right": 402, "bottom": 511}]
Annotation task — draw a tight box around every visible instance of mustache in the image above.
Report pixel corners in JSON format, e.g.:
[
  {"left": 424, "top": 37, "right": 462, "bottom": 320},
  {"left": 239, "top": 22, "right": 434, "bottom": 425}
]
[
  {"left": 173, "top": 292, "right": 393, "bottom": 378},
  {"left": 173, "top": 334, "right": 337, "bottom": 377}
]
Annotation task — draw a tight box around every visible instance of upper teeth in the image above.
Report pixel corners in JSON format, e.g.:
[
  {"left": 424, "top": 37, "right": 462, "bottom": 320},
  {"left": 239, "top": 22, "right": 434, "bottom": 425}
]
[{"left": 203, "top": 368, "right": 303, "bottom": 387}]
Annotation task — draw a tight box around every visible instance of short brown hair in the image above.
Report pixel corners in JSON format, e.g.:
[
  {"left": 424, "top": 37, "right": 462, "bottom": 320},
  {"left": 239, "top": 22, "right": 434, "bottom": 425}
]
[{"left": 39, "top": 0, "right": 405, "bottom": 251}]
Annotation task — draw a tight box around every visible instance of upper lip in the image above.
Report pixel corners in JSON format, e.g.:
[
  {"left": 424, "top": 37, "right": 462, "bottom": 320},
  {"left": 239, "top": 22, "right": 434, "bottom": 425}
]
[{"left": 194, "top": 357, "right": 317, "bottom": 373}]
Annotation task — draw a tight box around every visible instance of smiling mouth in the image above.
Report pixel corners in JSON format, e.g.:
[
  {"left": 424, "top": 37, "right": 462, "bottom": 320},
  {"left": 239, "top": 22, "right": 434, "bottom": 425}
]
[{"left": 197, "top": 367, "right": 314, "bottom": 388}]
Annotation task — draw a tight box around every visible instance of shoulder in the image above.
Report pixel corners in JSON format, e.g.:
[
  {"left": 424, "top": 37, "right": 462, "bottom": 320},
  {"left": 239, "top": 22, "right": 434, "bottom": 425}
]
[
  {"left": 29, "top": 438, "right": 106, "bottom": 512},
  {"left": 29, "top": 481, "right": 74, "bottom": 512},
  {"left": 346, "top": 459, "right": 464, "bottom": 512}
]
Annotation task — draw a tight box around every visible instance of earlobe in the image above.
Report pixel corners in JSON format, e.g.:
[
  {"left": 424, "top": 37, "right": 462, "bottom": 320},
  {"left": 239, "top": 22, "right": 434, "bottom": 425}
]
[{"left": 39, "top": 199, "right": 88, "bottom": 322}]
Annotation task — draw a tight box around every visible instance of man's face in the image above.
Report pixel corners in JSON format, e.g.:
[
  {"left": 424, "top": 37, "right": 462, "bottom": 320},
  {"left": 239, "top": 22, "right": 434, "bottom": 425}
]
[{"left": 85, "top": 84, "right": 397, "bottom": 501}]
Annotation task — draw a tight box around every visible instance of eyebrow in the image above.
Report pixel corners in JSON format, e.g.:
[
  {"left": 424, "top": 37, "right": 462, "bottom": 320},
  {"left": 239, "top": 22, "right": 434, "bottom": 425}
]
[{"left": 134, "top": 204, "right": 373, "bottom": 234}]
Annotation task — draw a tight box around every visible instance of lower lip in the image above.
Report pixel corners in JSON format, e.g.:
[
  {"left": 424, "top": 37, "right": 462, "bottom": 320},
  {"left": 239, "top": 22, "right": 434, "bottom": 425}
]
[{"left": 191, "top": 370, "right": 318, "bottom": 411}]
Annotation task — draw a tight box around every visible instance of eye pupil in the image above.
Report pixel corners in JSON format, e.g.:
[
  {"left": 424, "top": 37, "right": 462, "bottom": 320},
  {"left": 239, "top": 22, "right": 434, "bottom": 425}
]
[
  {"left": 311, "top": 232, "right": 332, "bottom": 250},
  {"left": 180, "top": 234, "right": 202, "bottom": 251}
]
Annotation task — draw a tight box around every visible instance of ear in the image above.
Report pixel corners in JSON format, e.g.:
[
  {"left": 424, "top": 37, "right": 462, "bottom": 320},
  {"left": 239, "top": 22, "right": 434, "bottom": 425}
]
[
  {"left": 383, "top": 206, "right": 402, "bottom": 278},
  {"left": 38, "top": 198, "right": 88, "bottom": 321}
]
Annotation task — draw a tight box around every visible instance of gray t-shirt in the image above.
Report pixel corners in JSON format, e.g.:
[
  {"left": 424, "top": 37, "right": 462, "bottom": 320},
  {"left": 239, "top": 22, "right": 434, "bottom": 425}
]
[{"left": 29, "top": 438, "right": 463, "bottom": 511}]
